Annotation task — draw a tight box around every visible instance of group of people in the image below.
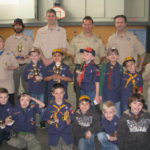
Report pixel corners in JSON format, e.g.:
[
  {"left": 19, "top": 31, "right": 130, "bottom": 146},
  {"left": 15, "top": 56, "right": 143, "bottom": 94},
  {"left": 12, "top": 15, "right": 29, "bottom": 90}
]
[{"left": 0, "top": 8, "right": 150, "bottom": 150}]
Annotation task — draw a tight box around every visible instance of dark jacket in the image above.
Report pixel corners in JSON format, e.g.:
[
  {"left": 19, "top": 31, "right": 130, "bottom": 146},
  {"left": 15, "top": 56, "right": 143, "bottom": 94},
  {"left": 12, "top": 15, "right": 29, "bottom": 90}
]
[
  {"left": 72, "top": 108, "right": 101, "bottom": 144},
  {"left": 118, "top": 109, "right": 150, "bottom": 150}
]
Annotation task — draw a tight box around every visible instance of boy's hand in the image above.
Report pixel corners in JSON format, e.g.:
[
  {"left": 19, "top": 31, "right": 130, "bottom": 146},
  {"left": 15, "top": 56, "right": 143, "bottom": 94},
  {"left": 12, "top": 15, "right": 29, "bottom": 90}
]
[
  {"left": 28, "top": 74, "right": 34, "bottom": 79},
  {"left": 34, "top": 75, "right": 43, "bottom": 82},
  {"left": 94, "top": 95, "right": 102, "bottom": 104},
  {"left": 108, "top": 136, "right": 117, "bottom": 141},
  {"left": 85, "top": 130, "right": 92, "bottom": 139},
  {"left": 66, "top": 118, "right": 71, "bottom": 125}
]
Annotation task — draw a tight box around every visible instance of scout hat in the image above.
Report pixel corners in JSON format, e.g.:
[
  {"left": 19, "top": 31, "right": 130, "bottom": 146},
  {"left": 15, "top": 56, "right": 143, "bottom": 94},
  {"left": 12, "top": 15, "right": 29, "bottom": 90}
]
[
  {"left": 13, "top": 18, "right": 25, "bottom": 28},
  {"left": 79, "top": 95, "right": 91, "bottom": 103},
  {"left": 80, "top": 47, "right": 95, "bottom": 56},
  {"left": 52, "top": 48, "right": 63, "bottom": 55},
  {"left": 28, "top": 48, "right": 40, "bottom": 55},
  {"left": 123, "top": 56, "right": 135, "bottom": 66}
]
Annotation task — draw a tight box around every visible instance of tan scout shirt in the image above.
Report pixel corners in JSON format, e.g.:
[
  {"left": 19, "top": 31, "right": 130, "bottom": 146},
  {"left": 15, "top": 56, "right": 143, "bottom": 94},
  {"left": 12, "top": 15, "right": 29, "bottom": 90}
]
[
  {"left": 68, "top": 32, "right": 106, "bottom": 64},
  {"left": 0, "top": 51, "right": 19, "bottom": 93},
  {"left": 5, "top": 34, "right": 33, "bottom": 64},
  {"left": 143, "top": 63, "right": 150, "bottom": 85},
  {"left": 33, "top": 25, "right": 67, "bottom": 58},
  {"left": 107, "top": 31, "right": 145, "bottom": 64}
]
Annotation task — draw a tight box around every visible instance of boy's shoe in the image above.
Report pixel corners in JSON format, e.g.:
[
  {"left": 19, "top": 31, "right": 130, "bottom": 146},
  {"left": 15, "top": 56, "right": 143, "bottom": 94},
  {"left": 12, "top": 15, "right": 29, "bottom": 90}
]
[{"left": 40, "top": 121, "right": 46, "bottom": 129}]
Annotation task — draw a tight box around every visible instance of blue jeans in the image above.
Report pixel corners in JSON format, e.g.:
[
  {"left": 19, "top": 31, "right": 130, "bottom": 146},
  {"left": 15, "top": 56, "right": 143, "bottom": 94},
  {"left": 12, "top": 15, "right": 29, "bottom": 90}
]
[
  {"left": 31, "top": 93, "right": 45, "bottom": 121},
  {"left": 78, "top": 135, "right": 95, "bottom": 150},
  {"left": 115, "top": 102, "right": 121, "bottom": 118},
  {"left": 97, "top": 132, "right": 119, "bottom": 150}
]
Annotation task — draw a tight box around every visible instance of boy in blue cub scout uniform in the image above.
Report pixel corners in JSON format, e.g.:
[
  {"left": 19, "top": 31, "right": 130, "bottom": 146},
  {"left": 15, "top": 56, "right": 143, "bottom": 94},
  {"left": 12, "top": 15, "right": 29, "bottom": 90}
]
[
  {"left": 23, "top": 48, "right": 46, "bottom": 127},
  {"left": 121, "top": 56, "right": 143, "bottom": 113},
  {"left": 100, "top": 48, "right": 123, "bottom": 117},
  {"left": 76, "top": 47, "right": 100, "bottom": 104},
  {"left": 7, "top": 93, "right": 45, "bottom": 150},
  {"left": 42, "top": 83, "right": 74, "bottom": 150},
  {"left": 0, "top": 88, "right": 14, "bottom": 145},
  {"left": 97, "top": 101, "right": 119, "bottom": 150},
  {"left": 23, "top": 48, "right": 46, "bottom": 101},
  {"left": 44, "top": 49, "right": 73, "bottom": 101}
]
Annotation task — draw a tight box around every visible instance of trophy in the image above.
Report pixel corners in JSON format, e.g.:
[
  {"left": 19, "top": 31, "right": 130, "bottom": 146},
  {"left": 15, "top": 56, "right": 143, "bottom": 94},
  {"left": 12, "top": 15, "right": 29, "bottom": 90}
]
[
  {"left": 16, "top": 43, "right": 24, "bottom": 59},
  {"left": 0, "top": 120, "right": 5, "bottom": 129},
  {"left": 53, "top": 62, "right": 62, "bottom": 82},
  {"left": 6, "top": 116, "right": 15, "bottom": 126},
  {"left": 30, "top": 64, "right": 41, "bottom": 82}
]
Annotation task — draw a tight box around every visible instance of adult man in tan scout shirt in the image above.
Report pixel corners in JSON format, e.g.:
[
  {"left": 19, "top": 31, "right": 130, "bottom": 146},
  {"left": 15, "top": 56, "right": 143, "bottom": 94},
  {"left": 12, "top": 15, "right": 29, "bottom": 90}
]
[
  {"left": 5, "top": 18, "right": 33, "bottom": 96},
  {"left": 34, "top": 9, "right": 68, "bottom": 66},
  {"left": 0, "top": 36, "right": 19, "bottom": 105},
  {"left": 68, "top": 16, "right": 105, "bottom": 103},
  {"left": 107, "top": 15, "right": 145, "bottom": 71},
  {"left": 69, "top": 16, "right": 106, "bottom": 65}
]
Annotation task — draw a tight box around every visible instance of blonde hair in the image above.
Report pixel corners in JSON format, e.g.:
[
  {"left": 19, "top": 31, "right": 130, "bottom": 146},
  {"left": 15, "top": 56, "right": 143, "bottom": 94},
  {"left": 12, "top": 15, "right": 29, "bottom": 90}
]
[{"left": 102, "top": 101, "right": 116, "bottom": 113}]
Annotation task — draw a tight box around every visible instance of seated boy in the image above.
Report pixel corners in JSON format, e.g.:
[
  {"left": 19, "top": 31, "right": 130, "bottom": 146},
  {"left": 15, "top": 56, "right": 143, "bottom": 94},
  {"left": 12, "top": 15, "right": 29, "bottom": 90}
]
[
  {"left": 100, "top": 48, "right": 123, "bottom": 117},
  {"left": 72, "top": 95, "right": 101, "bottom": 150},
  {"left": 0, "top": 88, "right": 14, "bottom": 145},
  {"left": 97, "top": 101, "right": 119, "bottom": 150},
  {"left": 76, "top": 47, "right": 100, "bottom": 104},
  {"left": 42, "top": 83, "right": 74, "bottom": 150},
  {"left": 7, "top": 93, "right": 45, "bottom": 150},
  {"left": 44, "top": 49, "right": 73, "bottom": 101},
  {"left": 121, "top": 56, "right": 143, "bottom": 113},
  {"left": 118, "top": 93, "right": 150, "bottom": 150}
]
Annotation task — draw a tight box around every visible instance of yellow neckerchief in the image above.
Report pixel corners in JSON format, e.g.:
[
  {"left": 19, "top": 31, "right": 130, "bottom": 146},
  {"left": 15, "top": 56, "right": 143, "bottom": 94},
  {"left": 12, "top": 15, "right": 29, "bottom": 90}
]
[
  {"left": 124, "top": 72, "right": 138, "bottom": 89},
  {"left": 52, "top": 104, "right": 66, "bottom": 128}
]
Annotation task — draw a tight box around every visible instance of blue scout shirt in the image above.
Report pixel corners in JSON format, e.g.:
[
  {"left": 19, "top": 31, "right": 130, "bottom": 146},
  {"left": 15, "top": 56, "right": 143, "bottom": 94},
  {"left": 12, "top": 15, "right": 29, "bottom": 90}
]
[
  {"left": 80, "top": 61, "right": 100, "bottom": 92},
  {"left": 102, "top": 62, "right": 123, "bottom": 103},
  {"left": 44, "top": 62, "right": 73, "bottom": 100},
  {"left": 23, "top": 60, "right": 46, "bottom": 94},
  {"left": 101, "top": 115, "right": 119, "bottom": 144},
  {"left": 121, "top": 71, "right": 143, "bottom": 105},
  {"left": 42, "top": 101, "right": 74, "bottom": 146},
  {"left": 12, "top": 104, "right": 41, "bottom": 133},
  {"left": 0, "top": 102, "right": 13, "bottom": 131}
]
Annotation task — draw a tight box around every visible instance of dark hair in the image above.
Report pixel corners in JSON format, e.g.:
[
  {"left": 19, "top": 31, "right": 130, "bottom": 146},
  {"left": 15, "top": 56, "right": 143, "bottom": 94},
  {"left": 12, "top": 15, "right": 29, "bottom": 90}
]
[
  {"left": 82, "top": 16, "right": 94, "bottom": 24},
  {"left": 114, "top": 15, "right": 127, "bottom": 23},
  {"left": 0, "top": 35, "right": 5, "bottom": 41},
  {"left": 107, "top": 48, "right": 119, "bottom": 56},
  {"left": 129, "top": 93, "right": 145, "bottom": 106},
  {"left": 0, "top": 88, "right": 8, "bottom": 94},
  {"left": 46, "top": 9, "right": 56, "bottom": 16},
  {"left": 51, "top": 83, "right": 65, "bottom": 93},
  {"left": 18, "top": 92, "right": 30, "bottom": 101}
]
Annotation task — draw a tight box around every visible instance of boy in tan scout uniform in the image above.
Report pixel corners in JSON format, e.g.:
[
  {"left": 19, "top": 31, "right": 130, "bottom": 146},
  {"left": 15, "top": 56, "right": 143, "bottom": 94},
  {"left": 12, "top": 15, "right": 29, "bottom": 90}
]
[
  {"left": 0, "top": 36, "right": 19, "bottom": 105},
  {"left": 5, "top": 18, "right": 33, "bottom": 96}
]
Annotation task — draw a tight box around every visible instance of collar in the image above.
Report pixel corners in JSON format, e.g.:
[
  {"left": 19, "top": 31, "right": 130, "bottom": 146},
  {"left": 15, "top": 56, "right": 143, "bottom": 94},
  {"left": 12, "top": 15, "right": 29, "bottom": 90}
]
[
  {"left": 115, "top": 30, "right": 128, "bottom": 38},
  {"left": 46, "top": 24, "right": 60, "bottom": 31},
  {"left": 13, "top": 34, "right": 24, "bottom": 39}
]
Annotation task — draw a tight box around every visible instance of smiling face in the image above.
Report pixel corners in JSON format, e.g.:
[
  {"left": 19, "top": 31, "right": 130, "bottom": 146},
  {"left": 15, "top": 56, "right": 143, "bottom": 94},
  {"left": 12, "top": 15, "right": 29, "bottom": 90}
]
[
  {"left": 82, "top": 51, "right": 94, "bottom": 62},
  {"left": 19, "top": 96, "right": 30, "bottom": 109},
  {"left": 52, "top": 52, "right": 63, "bottom": 63},
  {"left": 46, "top": 12, "right": 57, "bottom": 26},
  {"left": 79, "top": 101, "right": 90, "bottom": 114},
  {"left": 52, "top": 88, "right": 65, "bottom": 105},
  {"left": 115, "top": 17, "right": 127, "bottom": 32},
  {"left": 82, "top": 19, "right": 93, "bottom": 34},
  {"left": 125, "top": 61, "right": 136, "bottom": 73},
  {"left": 107, "top": 52, "right": 119, "bottom": 64},
  {"left": 30, "top": 52, "right": 40, "bottom": 64},
  {"left": 103, "top": 107, "right": 116, "bottom": 121},
  {"left": 130, "top": 101, "right": 143, "bottom": 115},
  {"left": 13, "top": 24, "right": 24, "bottom": 34}
]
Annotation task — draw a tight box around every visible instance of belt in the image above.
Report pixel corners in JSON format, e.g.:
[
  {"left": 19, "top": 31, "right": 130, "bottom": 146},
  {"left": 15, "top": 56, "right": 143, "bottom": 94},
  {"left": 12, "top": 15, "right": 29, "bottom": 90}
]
[{"left": 19, "top": 64, "right": 26, "bottom": 67}]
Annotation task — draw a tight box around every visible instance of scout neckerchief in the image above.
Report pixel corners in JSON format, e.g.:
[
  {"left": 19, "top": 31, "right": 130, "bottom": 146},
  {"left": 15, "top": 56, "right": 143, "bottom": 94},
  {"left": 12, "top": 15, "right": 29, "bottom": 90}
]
[
  {"left": 108, "top": 64, "right": 114, "bottom": 89},
  {"left": 52, "top": 104, "right": 66, "bottom": 128},
  {"left": 124, "top": 72, "right": 139, "bottom": 92},
  {"left": 78, "top": 63, "right": 89, "bottom": 86}
]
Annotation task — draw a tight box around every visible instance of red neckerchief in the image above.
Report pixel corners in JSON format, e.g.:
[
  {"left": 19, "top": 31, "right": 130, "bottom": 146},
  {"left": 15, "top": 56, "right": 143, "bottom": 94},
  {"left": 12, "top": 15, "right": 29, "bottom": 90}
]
[
  {"left": 78, "top": 63, "right": 89, "bottom": 86},
  {"left": 108, "top": 65, "right": 114, "bottom": 89}
]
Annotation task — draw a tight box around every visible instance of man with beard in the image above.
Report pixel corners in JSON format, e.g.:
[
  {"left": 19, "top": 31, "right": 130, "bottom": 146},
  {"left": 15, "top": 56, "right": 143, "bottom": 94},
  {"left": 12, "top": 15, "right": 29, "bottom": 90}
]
[{"left": 5, "top": 18, "right": 33, "bottom": 99}]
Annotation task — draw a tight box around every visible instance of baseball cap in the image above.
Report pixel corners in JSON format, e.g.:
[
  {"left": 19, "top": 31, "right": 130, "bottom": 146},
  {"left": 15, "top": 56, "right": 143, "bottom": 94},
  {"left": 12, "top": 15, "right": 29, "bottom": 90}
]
[
  {"left": 52, "top": 48, "right": 63, "bottom": 55},
  {"left": 80, "top": 47, "right": 95, "bottom": 56},
  {"left": 79, "top": 95, "right": 91, "bottom": 103},
  {"left": 13, "top": 18, "right": 25, "bottom": 27},
  {"left": 123, "top": 56, "right": 135, "bottom": 66}
]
